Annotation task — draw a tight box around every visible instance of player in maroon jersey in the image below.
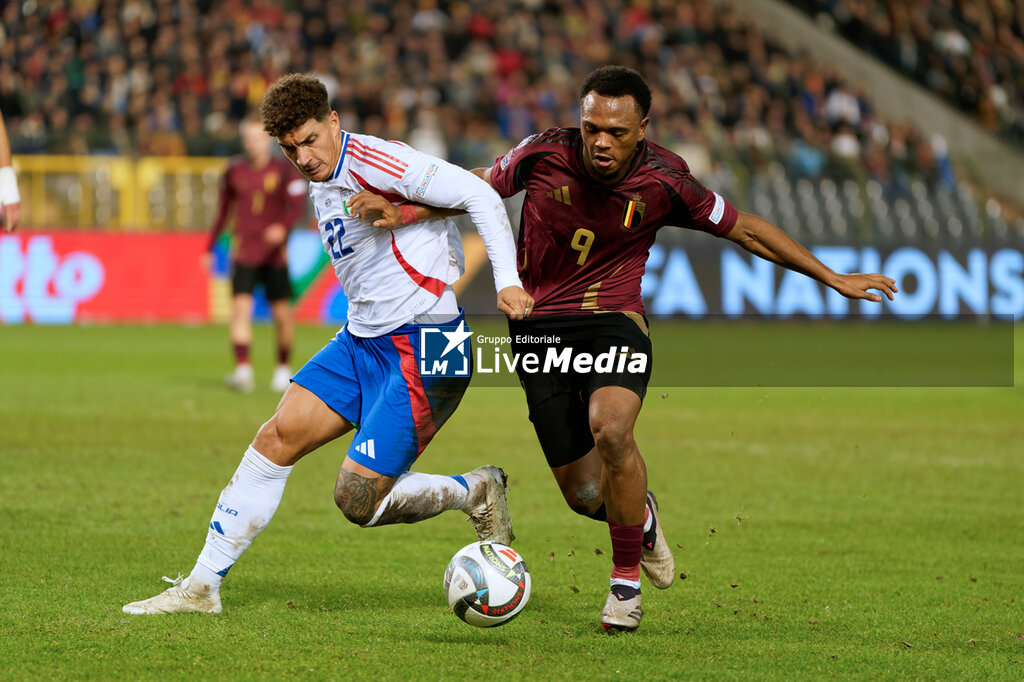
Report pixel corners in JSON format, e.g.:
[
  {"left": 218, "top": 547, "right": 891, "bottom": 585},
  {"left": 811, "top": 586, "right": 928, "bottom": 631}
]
[
  {"left": 473, "top": 66, "right": 898, "bottom": 631},
  {"left": 207, "top": 116, "right": 308, "bottom": 392}
]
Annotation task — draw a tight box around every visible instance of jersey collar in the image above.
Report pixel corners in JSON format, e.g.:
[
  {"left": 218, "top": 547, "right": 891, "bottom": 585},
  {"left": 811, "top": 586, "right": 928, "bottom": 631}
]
[{"left": 332, "top": 131, "right": 351, "bottom": 180}]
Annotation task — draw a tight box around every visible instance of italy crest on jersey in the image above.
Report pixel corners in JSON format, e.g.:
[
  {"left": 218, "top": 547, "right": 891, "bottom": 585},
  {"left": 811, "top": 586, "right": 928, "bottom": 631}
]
[{"left": 622, "top": 195, "right": 646, "bottom": 230}]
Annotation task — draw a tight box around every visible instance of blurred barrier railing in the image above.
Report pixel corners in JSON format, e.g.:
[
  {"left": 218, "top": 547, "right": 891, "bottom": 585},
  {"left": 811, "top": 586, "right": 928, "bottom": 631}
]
[
  {"left": 12, "top": 155, "right": 227, "bottom": 230},
  {"left": 10, "top": 154, "right": 1023, "bottom": 243}
]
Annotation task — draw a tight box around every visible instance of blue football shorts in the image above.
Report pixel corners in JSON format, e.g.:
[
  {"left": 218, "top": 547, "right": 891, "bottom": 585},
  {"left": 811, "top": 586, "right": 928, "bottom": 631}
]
[{"left": 291, "top": 311, "right": 472, "bottom": 477}]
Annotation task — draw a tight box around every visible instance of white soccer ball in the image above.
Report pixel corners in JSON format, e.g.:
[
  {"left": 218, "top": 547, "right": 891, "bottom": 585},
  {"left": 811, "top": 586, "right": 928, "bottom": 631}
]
[{"left": 443, "top": 541, "right": 531, "bottom": 627}]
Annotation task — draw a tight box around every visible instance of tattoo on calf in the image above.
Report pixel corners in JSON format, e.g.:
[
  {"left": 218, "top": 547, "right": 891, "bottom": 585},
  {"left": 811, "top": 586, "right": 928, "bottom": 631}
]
[{"left": 335, "top": 470, "right": 391, "bottom": 526}]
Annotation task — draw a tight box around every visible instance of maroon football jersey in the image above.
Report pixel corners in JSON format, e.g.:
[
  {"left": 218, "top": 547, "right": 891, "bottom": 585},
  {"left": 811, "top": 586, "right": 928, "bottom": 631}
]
[
  {"left": 207, "top": 156, "right": 307, "bottom": 267},
  {"left": 489, "top": 127, "right": 737, "bottom": 315}
]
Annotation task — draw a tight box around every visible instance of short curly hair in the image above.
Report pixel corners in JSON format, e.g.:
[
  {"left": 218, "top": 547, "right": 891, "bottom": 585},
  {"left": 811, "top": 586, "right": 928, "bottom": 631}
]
[
  {"left": 260, "top": 74, "right": 331, "bottom": 138},
  {"left": 579, "top": 65, "right": 651, "bottom": 119}
]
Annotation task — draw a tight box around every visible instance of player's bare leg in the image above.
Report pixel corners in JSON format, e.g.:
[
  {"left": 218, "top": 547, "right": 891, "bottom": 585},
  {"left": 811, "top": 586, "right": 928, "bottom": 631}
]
[
  {"left": 587, "top": 386, "right": 674, "bottom": 630},
  {"left": 269, "top": 298, "right": 293, "bottom": 392},
  {"left": 551, "top": 450, "right": 604, "bottom": 517},
  {"left": 226, "top": 293, "right": 255, "bottom": 391},
  {"left": 551, "top": 431, "right": 675, "bottom": 592},
  {"left": 587, "top": 386, "right": 645, "bottom": 630},
  {"left": 123, "top": 384, "right": 352, "bottom": 614},
  {"left": 339, "top": 458, "right": 514, "bottom": 544},
  {"left": 254, "top": 382, "right": 353, "bottom": 466},
  {"left": 229, "top": 293, "right": 255, "bottom": 351}
]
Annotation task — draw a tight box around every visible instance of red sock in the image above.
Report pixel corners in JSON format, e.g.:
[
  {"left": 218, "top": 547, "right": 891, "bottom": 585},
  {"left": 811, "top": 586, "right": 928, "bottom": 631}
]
[
  {"left": 277, "top": 345, "right": 290, "bottom": 365},
  {"left": 608, "top": 520, "right": 643, "bottom": 582},
  {"left": 233, "top": 343, "right": 250, "bottom": 365}
]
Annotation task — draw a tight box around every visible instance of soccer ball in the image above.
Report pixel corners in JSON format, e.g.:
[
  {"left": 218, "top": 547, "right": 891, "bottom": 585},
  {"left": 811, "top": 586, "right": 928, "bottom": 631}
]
[{"left": 443, "top": 541, "right": 531, "bottom": 627}]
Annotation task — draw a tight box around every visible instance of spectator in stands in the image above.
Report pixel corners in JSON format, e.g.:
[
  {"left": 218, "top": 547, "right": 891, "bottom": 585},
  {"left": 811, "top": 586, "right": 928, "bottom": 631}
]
[
  {"left": 788, "top": 0, "right": 1024, "bottom": 145},
  {"left": 5, "top": 0, "right": 1012, "bottom": 215}
]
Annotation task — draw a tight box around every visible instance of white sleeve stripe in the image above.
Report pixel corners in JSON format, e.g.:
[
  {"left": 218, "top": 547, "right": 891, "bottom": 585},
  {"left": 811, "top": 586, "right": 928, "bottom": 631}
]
[{"left": 709, "top": 192, "right": 725, "bottom": 225}]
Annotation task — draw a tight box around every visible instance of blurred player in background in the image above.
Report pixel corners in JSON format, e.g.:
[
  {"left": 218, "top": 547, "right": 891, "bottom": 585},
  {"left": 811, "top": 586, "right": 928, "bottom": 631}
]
[
  {"left": 207, "top": 115, "right": 308, "bottom": 393},
  {"left": 0, "top": 110, "right": 20, "bottom": 232},
  {"left": 474, "top": 66, "right": 898, "bottom": 631},
  {"left": 123, "top": 74, "right": 533, "bottom": 616}
]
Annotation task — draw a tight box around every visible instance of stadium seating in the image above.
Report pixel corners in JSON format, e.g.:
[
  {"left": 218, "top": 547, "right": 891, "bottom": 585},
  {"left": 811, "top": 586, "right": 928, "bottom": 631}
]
[
  {"left": 2, "top": 0, "right": 1021, "bottom": 239},
  {"left": 784, "top": 0, "right": 1024, "bottom": 147}
]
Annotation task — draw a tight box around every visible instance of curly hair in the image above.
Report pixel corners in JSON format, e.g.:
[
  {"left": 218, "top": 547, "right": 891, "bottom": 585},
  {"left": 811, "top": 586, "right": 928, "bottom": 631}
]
[
  {"left": 579, "top": 65, "right": 652, "bottom": 119},
  {"left": 260, "top": 74, "right": 331, "bottom": 138}
]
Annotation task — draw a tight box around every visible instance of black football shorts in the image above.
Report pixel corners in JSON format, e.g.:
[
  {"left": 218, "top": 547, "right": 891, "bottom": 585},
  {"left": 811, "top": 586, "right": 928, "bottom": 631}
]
[
  {"left": 507, "top": 313, "right": 652, "bottom": 468},
  {"left": 231, "top": 263, "right": 294, "bottom": 301}
]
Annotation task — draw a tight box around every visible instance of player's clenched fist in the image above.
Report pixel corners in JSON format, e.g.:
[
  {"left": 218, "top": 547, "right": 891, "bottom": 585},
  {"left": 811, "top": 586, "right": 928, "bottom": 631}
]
[
  {"left": 345, "top": 190, "right": 393, "bottom": 227},
  {"left": 497, "top": 286, "right": 534, "bottom": 320}
]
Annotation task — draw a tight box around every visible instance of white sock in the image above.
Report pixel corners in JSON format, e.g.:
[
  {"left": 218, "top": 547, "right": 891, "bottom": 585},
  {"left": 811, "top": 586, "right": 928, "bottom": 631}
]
[
  {"left": 191, "top": 446, "right": 293, "bottom": 591},
  {"left": 362, "top": 472, "right": 469, "bottom": 527}
]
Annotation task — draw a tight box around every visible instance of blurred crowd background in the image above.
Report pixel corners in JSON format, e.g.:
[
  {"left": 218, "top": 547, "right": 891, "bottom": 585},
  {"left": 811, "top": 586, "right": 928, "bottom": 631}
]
[
  {"left": 1, "top": 0, "right": 1022, "bottom": 238},
  {"left": 788, "top": 0, "right": 1024, "bottom": 146}
]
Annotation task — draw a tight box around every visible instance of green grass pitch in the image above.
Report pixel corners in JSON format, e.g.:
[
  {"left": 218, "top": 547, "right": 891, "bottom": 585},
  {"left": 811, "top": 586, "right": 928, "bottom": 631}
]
[{"left": 0, "top": 322, "right": 1020, "bottom": 680}]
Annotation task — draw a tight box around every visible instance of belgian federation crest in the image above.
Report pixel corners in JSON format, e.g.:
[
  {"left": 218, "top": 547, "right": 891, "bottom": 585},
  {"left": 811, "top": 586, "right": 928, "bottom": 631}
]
[{"left": 621, "top": 195, "right": 645, "bottom": 230}]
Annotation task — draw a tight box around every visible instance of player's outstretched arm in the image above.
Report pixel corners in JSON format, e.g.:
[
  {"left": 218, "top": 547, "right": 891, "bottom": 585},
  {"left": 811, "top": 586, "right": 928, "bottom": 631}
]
[
  {"left": 467, "top": 166, "right": 535, "bottom": 318},
  {"left": 405, "top": 159, "right": 522, "bottom": 294},
  {"left": 725, "top": 211, "right": 898, "bottom": 302},
  {"left": 346, "top": 139, "right": 527, "bottom": 314}
]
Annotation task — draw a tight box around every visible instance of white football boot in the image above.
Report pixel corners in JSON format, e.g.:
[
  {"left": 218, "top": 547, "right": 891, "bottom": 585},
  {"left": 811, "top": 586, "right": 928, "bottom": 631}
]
[
  {"left": 640, "top": 490, "right": 676, "bottom": 589},
  {"left": 600, "top": 583, "right": 643, "bottom": 631},
  {"left": 462, "top": 465, "right": 514, "bottom": 545},
  {"left": 122, "top": 574, "right": 222, "bottom": 615},
  {"left": 225, "top": 364, "right": 254, "bottom": 393},
  {"left": 270, "top": 364, "right": 292, "bottom": 392}
]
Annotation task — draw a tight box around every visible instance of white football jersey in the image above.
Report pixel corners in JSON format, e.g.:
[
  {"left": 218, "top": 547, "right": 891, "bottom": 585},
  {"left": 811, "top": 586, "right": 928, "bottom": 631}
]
[{"left": 308, "top": 130, "right": 522, "bottom": 337}]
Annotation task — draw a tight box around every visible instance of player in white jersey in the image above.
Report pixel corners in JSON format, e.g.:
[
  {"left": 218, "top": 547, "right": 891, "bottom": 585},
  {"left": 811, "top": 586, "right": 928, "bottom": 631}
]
[
  {"left": 307, "top": 127, "right": 522, "bottom": 336},
  {"left": 123, "top": 74, "right": 534, "bottom": 615}
]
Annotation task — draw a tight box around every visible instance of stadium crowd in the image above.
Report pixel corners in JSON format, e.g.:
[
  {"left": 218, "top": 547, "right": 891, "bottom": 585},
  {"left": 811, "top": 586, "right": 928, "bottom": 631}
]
[
  {"left": 787, "top": 0, "right": 1024, "bottom": 146},
  {"left": 0, "top": 0, "right": 999, "bottom": 202}
]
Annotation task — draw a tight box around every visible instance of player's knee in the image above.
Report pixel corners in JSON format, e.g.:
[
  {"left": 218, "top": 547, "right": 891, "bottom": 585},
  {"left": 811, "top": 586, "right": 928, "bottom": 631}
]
[
  {"left": 562, "top": 495, "right": 590, "bottom": 516},
  {"left": 333, "top": 490, "right": 375, "bottom": 526},
  {"left": 589, "top": 414, "right": 634, "bottom": 461},
  {"left": 562, "top": 482, "right": 602, "bottom": 517},
  {"left": 256, "top": 406, "right": 317, "bottom": 460},
  {"left": 566, "top": 499, "right": 596, "bottom": 517},
  {"left": 252, "top": 415, "right": 298, "bottom": 466},
  {"left": 254, "top": 416, "right": 281, "bottom": 446}
]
